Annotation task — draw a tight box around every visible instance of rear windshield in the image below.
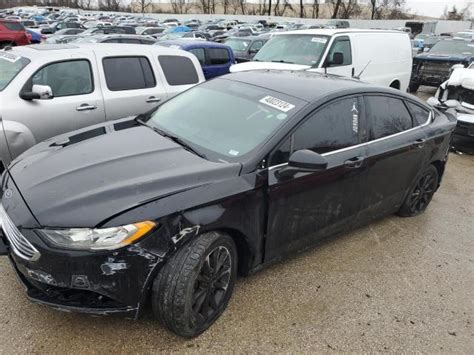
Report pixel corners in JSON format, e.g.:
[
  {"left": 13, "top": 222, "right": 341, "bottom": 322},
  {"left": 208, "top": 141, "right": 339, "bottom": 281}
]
[
  {"left": 253, "top": 34, "right": 329, "bottom": 66},
  {"left": 429, "top": 40, "right": 474, "bottom": 56},
  {"left": 2, "top": 21, "right": 24, "bottom": 31},
  {"left": 0, "top": 53, "right": 30, "bottom": 91}
]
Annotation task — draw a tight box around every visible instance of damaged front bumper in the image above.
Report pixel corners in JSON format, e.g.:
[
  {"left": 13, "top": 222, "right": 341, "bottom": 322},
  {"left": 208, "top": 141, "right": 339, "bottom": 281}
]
[{"left": 0, "top": 227, "right": 164, "bottom": 319}]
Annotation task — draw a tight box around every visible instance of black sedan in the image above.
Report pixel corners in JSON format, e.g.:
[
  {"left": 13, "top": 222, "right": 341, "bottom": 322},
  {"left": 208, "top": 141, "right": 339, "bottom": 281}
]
[{"left": 0, "top": 71, "right": 456, "bottom": 338}]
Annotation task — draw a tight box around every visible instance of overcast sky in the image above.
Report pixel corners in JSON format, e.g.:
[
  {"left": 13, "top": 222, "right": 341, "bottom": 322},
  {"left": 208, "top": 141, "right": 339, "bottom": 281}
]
[{"left": 406, "top": 0, "right": 472, "bottom": 18}]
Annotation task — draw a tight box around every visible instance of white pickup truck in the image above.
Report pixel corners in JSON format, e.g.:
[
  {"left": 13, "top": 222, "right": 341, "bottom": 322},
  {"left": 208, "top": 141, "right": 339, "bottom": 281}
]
[{"left": 0, "top": 43, "right": 205, "bottom": 164}]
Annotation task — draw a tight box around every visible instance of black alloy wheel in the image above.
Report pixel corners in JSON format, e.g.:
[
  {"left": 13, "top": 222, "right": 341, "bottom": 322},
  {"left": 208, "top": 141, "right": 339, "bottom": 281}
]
[
  {"left": 152, "top": 231, "right": 237, "bottom": 338},
  {"left": 192, "top": 245, "right": 232, "bottom": 326},
  {"left": 398, "top": 165, "right": 439, "bottom": 217}
]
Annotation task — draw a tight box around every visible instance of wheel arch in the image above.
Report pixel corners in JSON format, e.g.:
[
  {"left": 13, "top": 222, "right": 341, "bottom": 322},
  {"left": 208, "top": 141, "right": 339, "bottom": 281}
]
[
  {"left": 431, "top": 160, "right": 446, "bottom": 187},
  {"left": 389, "top": 79, "right": 401, "bottom": 90},
  {"left": 218, "top": 227, "right": 253, "bottom": 276}
]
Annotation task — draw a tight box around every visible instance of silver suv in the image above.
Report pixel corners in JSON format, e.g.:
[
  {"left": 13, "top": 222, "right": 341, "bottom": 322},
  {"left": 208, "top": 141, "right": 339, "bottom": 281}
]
[{"left": 0, "top": 43, "right": 205, "bottom": 164}]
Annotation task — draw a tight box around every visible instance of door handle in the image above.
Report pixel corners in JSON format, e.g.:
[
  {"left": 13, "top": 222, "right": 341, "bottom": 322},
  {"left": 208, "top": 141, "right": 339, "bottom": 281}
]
[
  {"left": 76, "top": 104, "right": 97, "bottom": 111},
  {"left": 146, "top": 96, "right": 161, "bottom": 103},
  {"left": 344, "top": 156, "right": 365, "bottom": 169},
  {"left": 412, "top": 138, "right": 426, "bottom": 148}
]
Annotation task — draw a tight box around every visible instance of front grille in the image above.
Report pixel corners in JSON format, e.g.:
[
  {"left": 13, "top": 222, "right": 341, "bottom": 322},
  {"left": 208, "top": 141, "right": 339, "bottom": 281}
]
[
  {"left": 420, "top": 61, "right": 462, "bottom": 79},
  {"left": 0, "top": 204, "right": 40, "bottom": 261}
]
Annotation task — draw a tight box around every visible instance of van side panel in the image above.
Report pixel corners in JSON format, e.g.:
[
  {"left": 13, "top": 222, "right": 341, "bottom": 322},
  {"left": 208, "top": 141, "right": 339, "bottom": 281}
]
[{"left": 350, "top": 32, "right": 412, "bottom": 90}]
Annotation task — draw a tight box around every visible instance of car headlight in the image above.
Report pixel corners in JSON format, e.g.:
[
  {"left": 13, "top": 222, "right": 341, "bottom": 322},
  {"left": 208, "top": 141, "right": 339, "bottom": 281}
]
[{"left": 38, "top": 221, "right": 156, "bottom": 251}]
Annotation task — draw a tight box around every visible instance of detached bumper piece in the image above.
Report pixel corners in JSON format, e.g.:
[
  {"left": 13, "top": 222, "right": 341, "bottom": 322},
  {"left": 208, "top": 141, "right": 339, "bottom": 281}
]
[{"left": 455, "top": 121, "right": 474, "bottom": 140}]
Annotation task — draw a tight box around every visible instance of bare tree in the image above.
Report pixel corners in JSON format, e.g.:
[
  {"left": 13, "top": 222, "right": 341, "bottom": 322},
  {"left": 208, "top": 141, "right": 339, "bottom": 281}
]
[
  {"left": 299, "top": 0, "right": 304, "bottom": 18},
  {"left": 329, "top": 0, "right": 343, "bottom": 19},
  {"left": 311, "top": 0, "right": 320, "bottom": 19},
  {"left": 99, "top": 0, "right": 123, "bottom": 12},
  {"left": 339, "top": 0, "right": 361, "bottom": 19},
  {"left": 138, "top": 0, "right": 153, "bottom": 14}
]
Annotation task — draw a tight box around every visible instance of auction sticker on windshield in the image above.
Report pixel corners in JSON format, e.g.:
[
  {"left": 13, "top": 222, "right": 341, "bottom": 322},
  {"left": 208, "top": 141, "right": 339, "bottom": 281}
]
[
  {"left": 311, "top": 37, "right": 327, "bottom": 44},
  {"left": 0, "top": 52, "right": 21, "bottom": 63},
  {"left": 259, "top": 96, "right": 295, "bottom": 112}
]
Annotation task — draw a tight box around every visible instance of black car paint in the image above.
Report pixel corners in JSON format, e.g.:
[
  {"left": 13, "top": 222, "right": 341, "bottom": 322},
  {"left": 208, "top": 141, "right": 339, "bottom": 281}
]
[{"left": 0, "top": 72, "right": 456, "bottom": 319}]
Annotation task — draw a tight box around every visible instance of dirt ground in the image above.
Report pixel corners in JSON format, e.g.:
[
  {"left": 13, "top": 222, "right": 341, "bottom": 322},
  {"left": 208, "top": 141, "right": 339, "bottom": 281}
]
[{"left": 0, "top": 87, "right": 472, "bottom": 353}]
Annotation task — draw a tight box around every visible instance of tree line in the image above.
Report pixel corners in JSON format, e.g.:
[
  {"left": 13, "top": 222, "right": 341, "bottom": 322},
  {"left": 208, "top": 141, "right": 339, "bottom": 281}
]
[{"left": 1, "top": 0, "right": 471, "bottom": 21}]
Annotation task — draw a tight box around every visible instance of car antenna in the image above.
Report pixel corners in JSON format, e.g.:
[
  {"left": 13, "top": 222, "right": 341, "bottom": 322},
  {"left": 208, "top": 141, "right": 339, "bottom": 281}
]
[{"left": 353, "top": 60, "right": 371, "bottom": 80}]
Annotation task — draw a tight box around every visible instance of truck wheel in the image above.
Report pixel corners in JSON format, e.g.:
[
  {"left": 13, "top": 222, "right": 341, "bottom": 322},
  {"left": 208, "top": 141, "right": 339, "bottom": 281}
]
[
  {"left": 408, "top": 82, "right": 420, "bottom": 93},
  {"left": 152, "top": 231, "right": 237, "bottom": 337},
  {"left": 398, "top": 165, "right": 438, "bottom": 217}
]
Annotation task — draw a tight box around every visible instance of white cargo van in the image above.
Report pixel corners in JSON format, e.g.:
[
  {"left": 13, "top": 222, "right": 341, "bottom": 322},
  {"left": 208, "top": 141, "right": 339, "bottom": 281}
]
[{"left": 230, "top": 29, "right": 412, "bottom": 91}]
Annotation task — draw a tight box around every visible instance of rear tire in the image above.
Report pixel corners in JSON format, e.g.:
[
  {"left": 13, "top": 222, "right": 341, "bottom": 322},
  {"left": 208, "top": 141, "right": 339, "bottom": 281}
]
[
  {"left": 398, "top": 165, "right": 439, "bottom": 217},
  {"left": 152, "top": 231, "right": 237, "bottom": 338}
]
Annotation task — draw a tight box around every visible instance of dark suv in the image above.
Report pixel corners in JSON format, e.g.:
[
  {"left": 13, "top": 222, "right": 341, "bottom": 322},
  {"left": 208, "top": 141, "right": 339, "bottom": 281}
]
[{"left": 0, "top": 20, "right": 30, "bottom": 48}]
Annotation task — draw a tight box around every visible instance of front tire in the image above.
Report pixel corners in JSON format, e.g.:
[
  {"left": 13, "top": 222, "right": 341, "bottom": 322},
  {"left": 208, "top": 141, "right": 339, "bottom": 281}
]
[
  {"left": 398, "top": 165, "right": 439, "bottom": 217},
  {"left": 152, "top": 231, "right": 237, "bottom": 337}
]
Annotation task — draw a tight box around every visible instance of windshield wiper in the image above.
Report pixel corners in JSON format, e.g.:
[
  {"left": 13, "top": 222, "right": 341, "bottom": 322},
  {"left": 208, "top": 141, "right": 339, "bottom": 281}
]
[
  {"left": 271, "top": 60, "right": 294, "bottom": 64},
  {"left": 143, "top": 124, "right": 207, "bottom": 160}
]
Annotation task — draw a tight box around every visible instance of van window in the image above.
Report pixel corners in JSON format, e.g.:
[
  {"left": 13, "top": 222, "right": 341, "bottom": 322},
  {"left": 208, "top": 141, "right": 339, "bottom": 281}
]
[
  {"left": 30, "top": 60, "right": 93, "bottom": 97},
  {"left": 365, "top": 96, "right": 413, "bottom": 140},
  {"left": 103, "top": 56, "right": 156, "bottom": 91},
  {"left": 207, "top": 48, "right": 230, "bottom": 65},
  {"left": 326, "top": 36, "right": 352, "bottom": 66},
  {"left": 158, "top": 55, "right": 199, "bottom": 86}
]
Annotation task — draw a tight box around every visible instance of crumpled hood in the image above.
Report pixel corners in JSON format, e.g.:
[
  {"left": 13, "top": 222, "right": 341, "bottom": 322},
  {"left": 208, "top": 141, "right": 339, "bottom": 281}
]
[
  {"left": 230, "top": 61, "right": 311, "bottom": 73},
  {"left": 8, "top": 120, "right": 241, "bottom": 228}
]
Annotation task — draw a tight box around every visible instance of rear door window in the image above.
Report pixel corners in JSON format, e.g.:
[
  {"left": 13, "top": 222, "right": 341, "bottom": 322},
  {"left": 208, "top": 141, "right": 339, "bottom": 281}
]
[
  {"left": 102, "top": 56, "right": 156, "bottom": 91},
  {"left": 207, "top": 48, "right": 230, "bottom": 65},
  {"left": 188, "top": 48, "right": 206, "bottom": 66},
  {"left": 158, "top": 55, "right": 199, "bottom": 86},
  {"left": 365, "top": 96, "right": 413, "bottom": 140}
]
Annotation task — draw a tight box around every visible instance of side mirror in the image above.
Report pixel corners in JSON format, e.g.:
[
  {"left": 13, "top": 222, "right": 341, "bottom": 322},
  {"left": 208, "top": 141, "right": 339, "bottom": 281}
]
[
  {"left": 276, "top": 150, "right": 327, "bottom": 180},
  {"left": 20, "top": 85, "right": 53, "bottom": 101},
  {"left": 288, "top": 149, "right": 328, "bottom": 171},
  {"left": 427, "top": 96, "right": 441, "bottom": 107},
  {"left": 327, "top": 52, "right": 344, "bottom": 67}
]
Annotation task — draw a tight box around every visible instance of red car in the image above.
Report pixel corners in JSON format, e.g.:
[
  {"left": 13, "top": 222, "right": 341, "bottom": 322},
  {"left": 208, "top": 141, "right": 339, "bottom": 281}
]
[{"left": 0, "top": 20, "right": 30, "bottom": 48}]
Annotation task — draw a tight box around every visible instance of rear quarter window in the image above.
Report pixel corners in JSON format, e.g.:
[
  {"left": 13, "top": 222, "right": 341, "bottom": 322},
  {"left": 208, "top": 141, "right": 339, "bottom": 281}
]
[
  {"left": 207, "top": 48, "right": 231, "bottom": 65},
  {"left": 406, "top": 101, "right": 431, "bottom": 126},
  {"left": 158, "top": 55, "right": 199, "bottom": 86}
]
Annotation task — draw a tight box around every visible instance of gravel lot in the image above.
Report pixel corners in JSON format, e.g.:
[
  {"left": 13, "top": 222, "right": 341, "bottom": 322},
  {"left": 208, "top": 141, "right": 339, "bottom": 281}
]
[{"left": 0, "top": 87, "right": 473, "bottom": 353}]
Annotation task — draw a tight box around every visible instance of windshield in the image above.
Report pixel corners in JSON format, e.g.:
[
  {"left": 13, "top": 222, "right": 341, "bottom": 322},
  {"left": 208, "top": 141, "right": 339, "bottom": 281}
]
[
  {"left": 429, "top": 40, "right": 474, "bottom": 56},
  {"left": 0, "top": 53, "right": 30, "bottom": 91},
  {"left": 253, "top": 34, "right": 329, "bottom": 66},
  {"left": 146, "top": 79, "right": 305, "bottom": 161},
  {"left": 225, "top": 38, "right": 251, "bottom": 51}
]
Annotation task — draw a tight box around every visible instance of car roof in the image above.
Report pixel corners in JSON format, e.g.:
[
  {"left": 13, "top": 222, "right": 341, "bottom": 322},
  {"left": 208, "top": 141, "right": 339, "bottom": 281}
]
[
  {"left": 158, "top": 39, "right": 228, "bottom": 49},
  {"left": 275, "top": 28, "right": 406, "bottom": 37},
  {"left": 223, "top": 70, "right": 417, "bottom": 103},
  {"left": 9, "top": 43, "right": 191, "bottom": 59}
]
